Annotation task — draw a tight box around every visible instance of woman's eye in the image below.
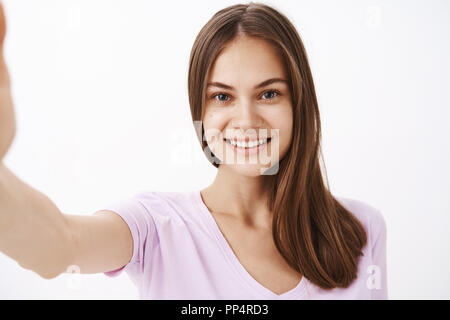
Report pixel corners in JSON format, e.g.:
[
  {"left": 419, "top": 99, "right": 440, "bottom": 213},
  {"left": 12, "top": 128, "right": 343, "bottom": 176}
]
[
  {"left": 210, "top": 90, "right": 280, "bottom": 104},
  {"left": 214, "top": 93, "right": 230, "bottom": 102},
  {"left": 262, "top": 90, "right": 279, "bottom": 100}
]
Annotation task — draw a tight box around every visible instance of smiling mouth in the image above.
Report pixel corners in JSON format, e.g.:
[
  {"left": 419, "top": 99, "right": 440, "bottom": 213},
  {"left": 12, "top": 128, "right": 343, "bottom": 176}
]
[{"left": 223, "top": 137, "right": 272, "bottom": 149}]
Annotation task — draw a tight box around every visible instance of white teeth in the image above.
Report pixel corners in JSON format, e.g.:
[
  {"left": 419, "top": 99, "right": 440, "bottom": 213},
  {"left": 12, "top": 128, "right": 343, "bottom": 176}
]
[{"left": 228, "top": 138, "right": 269, "bottom": 148}]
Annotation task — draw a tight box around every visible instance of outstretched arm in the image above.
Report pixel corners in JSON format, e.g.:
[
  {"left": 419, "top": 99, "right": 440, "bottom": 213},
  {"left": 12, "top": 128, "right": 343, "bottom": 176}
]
[{"left": 0, "top": 2, "right": 133, "bottom": 279}]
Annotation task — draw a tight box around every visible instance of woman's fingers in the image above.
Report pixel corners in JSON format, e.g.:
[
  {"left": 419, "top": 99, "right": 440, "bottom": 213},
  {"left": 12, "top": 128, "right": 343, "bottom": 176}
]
[
  {"left": 0, "top": 0, "right": 8, "bottom": 83},
  {"left": 0, "top": 1, "right": 6, "bottom": 51},
  {"left": 0, "top": 1, "right": 14, "bottom": 162}
]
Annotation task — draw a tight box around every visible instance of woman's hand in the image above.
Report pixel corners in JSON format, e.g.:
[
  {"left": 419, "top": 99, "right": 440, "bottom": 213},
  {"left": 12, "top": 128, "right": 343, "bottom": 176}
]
[{"left": 0, "top": 1, "right": 16, "bottom": 162}]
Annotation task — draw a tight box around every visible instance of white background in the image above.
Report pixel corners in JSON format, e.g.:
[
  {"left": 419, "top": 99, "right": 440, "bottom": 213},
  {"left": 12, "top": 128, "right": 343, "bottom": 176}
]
[{"left": 1, "top": 0, "right": 449, "bottom": 299}]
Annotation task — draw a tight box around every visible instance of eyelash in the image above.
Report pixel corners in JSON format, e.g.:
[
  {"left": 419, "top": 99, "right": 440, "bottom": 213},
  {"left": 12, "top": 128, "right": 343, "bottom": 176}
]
[{"left": 210, "top": 90, "right": 281, "bottom": 104}]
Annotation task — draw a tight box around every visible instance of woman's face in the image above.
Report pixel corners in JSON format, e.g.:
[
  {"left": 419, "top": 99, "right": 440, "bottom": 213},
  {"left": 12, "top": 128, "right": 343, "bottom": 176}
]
[{"left": 203, "top": 35, "right": 293, "bottom": 176}]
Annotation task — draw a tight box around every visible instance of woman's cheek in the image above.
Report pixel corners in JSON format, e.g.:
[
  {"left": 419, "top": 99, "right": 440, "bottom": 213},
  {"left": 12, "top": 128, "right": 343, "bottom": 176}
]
[
  {"left": 203, "top": 110, "right": 226, "bottom": 151},
  {"left": 279, "top": 105, "right": 294, "bottom": 159}
]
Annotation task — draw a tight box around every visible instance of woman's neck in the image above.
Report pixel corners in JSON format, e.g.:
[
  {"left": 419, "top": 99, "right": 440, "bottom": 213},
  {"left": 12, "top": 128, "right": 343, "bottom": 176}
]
[{"left": 200, "top": 165, "right": 273, "bottom": 229}]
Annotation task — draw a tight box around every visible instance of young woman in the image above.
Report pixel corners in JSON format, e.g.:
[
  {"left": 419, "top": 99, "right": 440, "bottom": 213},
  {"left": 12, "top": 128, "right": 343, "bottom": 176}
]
[{"left": 0, "top": 2, "right": 387, "bottom": 299}]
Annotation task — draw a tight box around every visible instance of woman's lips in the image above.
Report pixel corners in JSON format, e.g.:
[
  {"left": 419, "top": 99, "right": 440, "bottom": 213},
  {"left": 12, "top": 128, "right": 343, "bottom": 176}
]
[
  {"left": 223, "top": 137, "right": 272, "bottom": 145},
  {"left": 223, "top": 137, "right": 272, "bottom": 156}
]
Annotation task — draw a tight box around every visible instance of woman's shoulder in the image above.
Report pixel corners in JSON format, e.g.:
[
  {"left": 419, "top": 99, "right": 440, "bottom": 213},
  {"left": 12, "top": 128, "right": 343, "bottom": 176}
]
[
  {"left": 130, "top": 190, "right": 202, "bottom": 223},
  {"left": 334, "top": 195, "right": 387, "bottom": 239},
  {"left": 133, "top": 190, "right": 196, "bottom": 207},
  {"left": 133, "top": 190, "right": 184, "bottom": 204}
]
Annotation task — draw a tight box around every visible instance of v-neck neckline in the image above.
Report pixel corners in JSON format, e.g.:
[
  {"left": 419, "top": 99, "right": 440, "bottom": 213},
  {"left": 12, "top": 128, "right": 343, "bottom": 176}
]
[{"left": 194, "top": 190, "right": 309, "bottom": 299}]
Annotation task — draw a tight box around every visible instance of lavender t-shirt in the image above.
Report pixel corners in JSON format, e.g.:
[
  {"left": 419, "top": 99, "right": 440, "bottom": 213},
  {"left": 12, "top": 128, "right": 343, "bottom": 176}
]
[{"left": 97, "top": 190, "right": 388, "bottom": 300}]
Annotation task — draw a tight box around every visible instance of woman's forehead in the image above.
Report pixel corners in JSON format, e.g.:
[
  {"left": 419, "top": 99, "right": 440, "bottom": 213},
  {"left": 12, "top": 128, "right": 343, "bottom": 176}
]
[{"left": 208, "top": 38, "right": 287, "bottom": 88}]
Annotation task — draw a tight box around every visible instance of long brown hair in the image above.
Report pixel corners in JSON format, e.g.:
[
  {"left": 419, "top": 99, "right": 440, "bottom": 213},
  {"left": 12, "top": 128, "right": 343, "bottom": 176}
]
[{"left": 188, "top": 2, "right": 367, "bottom": 289}]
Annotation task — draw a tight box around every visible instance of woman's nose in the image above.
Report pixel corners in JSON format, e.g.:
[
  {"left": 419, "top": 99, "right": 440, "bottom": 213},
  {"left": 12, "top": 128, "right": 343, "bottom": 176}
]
[{"left": 230, "top": 100, "right": 263, "bottom": 131}]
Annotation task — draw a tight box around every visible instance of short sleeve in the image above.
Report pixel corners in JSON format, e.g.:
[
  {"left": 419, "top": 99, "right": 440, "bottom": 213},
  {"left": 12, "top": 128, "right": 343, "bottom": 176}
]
[
  {"left": 95, "top": 194, "right": 155, "bottom": 279},
  {"left": 370, "top": 209, "right": 388, "bottom": 299}
]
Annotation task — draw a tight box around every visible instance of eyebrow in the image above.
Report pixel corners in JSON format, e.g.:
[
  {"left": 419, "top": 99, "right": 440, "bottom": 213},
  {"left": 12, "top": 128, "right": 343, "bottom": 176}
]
[{"left": 206, "top": 78, "right": 288, "bottom": 91}]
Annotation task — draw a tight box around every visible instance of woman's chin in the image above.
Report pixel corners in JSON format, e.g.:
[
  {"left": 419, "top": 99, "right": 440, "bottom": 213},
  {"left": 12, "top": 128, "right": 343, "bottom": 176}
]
[{"left": 221, "top": 161, "right": 274, "bottom": 177}]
